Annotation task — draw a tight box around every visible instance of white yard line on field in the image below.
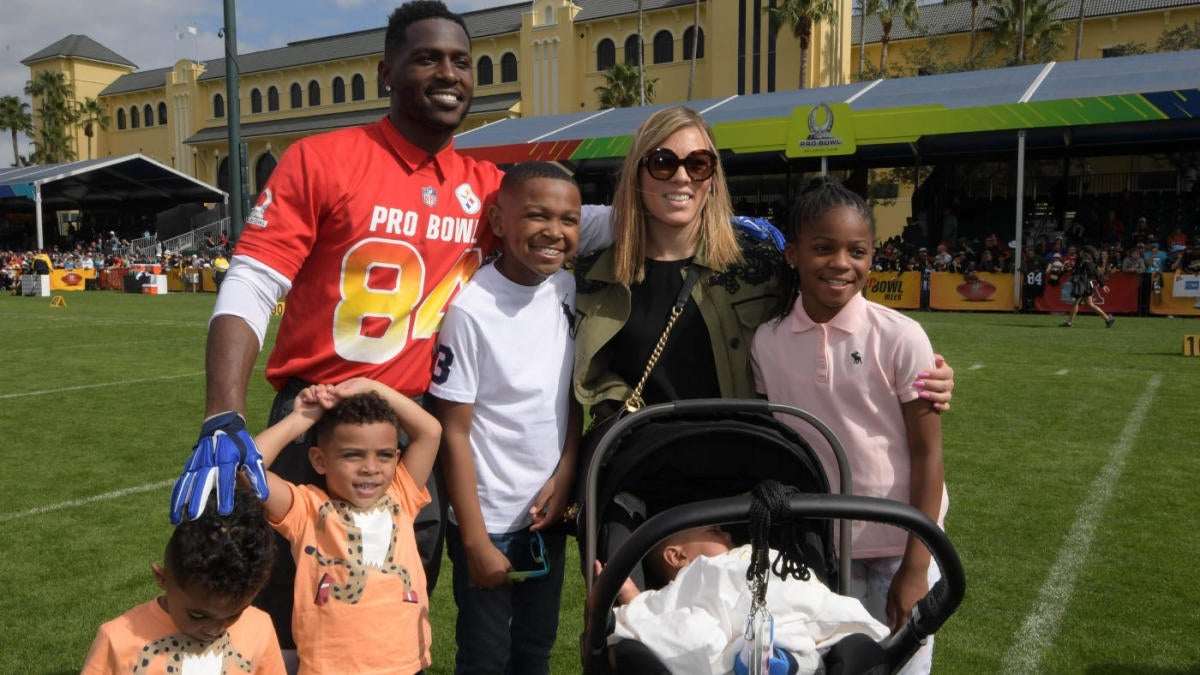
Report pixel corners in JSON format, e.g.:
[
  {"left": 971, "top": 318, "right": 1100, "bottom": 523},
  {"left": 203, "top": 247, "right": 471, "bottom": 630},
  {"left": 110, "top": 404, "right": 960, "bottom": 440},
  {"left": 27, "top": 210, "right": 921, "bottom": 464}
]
[
  {"left": 0, "top": 371, "right": 204, "bottom": 399},
  {"left": 968, "top": 364, "right": 983, "bottom": 370},
  {"left": 0, "top": 479, "right": 174, "bottom": 523},
  {"left": 1055, "top": 369, "right": 1070, "bottom": 376},
  {"left": 1001, "top": 374, "right": 1161, "bottom": 674}
]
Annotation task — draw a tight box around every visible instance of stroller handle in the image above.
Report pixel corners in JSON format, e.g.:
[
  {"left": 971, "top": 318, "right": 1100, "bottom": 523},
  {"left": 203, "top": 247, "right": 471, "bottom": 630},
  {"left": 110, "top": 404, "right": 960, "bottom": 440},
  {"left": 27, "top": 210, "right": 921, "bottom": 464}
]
[
  {"left": 583, "top": 492, "right": 965, "bottom": 675},
  {"left": 584, "top": 399, "right": 857, "bottom": 592}
]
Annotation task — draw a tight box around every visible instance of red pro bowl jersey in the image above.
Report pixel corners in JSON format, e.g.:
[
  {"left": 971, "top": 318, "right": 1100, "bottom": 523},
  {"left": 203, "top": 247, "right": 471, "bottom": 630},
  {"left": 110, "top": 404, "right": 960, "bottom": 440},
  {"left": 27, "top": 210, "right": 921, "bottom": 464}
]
[{"left": 235, "top": 117, "right": 502, "bottom": 396}]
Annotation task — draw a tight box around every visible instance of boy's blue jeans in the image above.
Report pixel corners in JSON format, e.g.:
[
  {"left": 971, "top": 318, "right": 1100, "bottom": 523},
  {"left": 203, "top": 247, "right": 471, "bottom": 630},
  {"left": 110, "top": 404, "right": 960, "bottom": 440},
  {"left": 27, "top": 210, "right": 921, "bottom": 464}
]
[{"left": 446, "top": 523, "right": 566, "bottom": 675}]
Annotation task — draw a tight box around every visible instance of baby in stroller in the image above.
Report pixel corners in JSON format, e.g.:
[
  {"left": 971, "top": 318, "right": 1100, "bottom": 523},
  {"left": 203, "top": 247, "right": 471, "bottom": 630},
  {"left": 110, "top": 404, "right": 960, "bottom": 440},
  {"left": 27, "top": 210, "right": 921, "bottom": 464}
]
[
  {"left": 605, "top": 525, "right": 887, "bottom": 675},
  {"left": 580, "top": 400, "right": 964, "bottom": 675}
]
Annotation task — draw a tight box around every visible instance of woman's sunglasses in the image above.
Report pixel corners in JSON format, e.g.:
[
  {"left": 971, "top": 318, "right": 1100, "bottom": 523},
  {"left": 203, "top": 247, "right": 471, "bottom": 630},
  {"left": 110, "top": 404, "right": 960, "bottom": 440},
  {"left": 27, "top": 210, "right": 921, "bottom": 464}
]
[{"left": 641, "top": 147, "right": 718, "bottom": 182}]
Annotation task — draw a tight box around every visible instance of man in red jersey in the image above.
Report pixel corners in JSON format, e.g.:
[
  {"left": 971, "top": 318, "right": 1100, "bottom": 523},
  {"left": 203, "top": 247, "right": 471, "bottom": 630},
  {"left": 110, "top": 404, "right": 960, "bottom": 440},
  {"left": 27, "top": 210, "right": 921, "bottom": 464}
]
[{"left": 168, "top": 0, "right": 612, "bottom": 652}]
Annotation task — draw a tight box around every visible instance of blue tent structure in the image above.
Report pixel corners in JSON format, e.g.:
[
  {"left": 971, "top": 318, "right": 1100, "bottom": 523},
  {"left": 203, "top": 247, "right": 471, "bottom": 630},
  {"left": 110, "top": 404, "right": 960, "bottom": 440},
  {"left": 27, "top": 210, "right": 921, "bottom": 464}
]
[{"left": 0, "top": 154, "right": 227, "bottom": 249}]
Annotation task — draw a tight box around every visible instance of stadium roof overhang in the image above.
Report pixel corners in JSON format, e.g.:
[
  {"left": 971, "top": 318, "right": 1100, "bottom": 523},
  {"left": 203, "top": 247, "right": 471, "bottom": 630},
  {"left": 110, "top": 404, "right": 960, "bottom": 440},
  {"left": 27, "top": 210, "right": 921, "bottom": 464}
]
[
  {"left": 0, "top": 153, "right": 227, "bottom": 249},
  {"left": 452, "top": 49, "right": 1200, "bottom": 173}
]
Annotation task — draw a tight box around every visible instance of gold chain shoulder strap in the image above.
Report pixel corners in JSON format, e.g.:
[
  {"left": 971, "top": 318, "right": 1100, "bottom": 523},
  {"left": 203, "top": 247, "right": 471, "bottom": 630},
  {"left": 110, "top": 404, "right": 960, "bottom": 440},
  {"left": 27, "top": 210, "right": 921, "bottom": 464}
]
[{"left": 624, "top": 265, "right": 701, "bottom": 413}]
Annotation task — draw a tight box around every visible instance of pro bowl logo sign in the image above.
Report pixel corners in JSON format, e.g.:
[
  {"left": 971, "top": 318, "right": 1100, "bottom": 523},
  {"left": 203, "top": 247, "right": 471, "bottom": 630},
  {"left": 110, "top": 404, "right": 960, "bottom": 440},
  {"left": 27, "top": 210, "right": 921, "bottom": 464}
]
[{"left": 786, "top": 102, "right": 857, "bottom": 158}]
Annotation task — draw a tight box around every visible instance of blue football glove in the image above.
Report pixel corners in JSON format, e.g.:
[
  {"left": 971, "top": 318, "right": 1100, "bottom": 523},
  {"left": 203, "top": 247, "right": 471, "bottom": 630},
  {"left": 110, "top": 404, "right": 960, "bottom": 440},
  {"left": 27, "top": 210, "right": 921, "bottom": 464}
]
[
  {"left": 732, "top": 215, "right": 786, "bottom": 250},
  {"left": 169, "top": 412, "right": 269, "bottom": 525}
]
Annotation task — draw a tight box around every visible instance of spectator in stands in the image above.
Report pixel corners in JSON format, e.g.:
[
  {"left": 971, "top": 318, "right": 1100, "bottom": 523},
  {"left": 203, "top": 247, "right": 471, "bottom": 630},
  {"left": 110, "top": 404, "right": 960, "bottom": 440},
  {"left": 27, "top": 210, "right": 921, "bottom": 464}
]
[
  {"left": 1168, "top": 244, "right": 1188, "bottom": 272},
  {"left": 1045, "top": 236, "right": 1067, "bottom": 261},
  {"left": 1096, "top": 247, "right": 1119, "bottom": 276},
  {"left": 1143, "top": 242, "right": 1168, "bottom": 274},
  {"left": 1128, "top": 217, "right": 1152, "bottom": 247},
  {"left": 1124, "top": 243, "right": 1146, "bottom": 271},
  {"left": 1181, "top": 240, "right": 1200, "bottom": 274},
  {"left": 933, "top": 243, "right": 952, "bottom": 271},
  {"left": 978, "top": 249, "right": 998, "bottom": 273},
  {"left": 1166, "top": 226, "right": 1188, "bottom": 250}
]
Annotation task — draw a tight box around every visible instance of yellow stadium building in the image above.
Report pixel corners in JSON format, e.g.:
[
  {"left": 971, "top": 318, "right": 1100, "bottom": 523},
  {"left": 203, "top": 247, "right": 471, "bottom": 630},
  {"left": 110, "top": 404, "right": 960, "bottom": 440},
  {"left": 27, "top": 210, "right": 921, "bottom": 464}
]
[{"left": 18, "top": 0, "right": 1200, "bottom": 240}]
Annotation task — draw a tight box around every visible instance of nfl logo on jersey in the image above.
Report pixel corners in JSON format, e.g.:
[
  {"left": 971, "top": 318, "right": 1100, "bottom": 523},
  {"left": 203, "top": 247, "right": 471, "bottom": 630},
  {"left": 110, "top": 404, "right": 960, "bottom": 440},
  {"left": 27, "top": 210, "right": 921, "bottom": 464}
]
[{"left": 422, "top": 187, "right": 437, "bottom": 207}]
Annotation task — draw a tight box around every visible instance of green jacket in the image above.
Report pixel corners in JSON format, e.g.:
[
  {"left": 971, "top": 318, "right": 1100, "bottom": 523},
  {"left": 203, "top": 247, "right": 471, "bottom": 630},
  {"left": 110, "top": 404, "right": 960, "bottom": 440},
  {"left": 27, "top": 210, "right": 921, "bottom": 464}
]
[{"left": 572, "top": 233, "right": 784, "bottom": 414}]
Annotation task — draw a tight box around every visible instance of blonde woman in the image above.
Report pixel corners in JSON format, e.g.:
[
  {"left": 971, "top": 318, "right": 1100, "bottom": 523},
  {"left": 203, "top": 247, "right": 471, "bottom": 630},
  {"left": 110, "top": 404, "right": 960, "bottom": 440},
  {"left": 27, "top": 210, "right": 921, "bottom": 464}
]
[{"left": 573, "top": 106, "right": 954, "bottom": 427}]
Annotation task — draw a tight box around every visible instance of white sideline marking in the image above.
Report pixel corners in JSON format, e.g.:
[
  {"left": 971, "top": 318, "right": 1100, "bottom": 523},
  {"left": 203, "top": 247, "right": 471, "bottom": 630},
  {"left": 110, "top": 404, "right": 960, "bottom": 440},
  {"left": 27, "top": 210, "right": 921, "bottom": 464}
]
[
  {"left": 0, "top": 371, "right": 203, "bottom": 400},
  {"left": 1055, "top": 369, "right": 1069, "bottom": 376},
  {"left": 968, "top": 364, "right": 983, "bottom": 371},
  {"left": 0, "top": 479, "right": 174, "bottom": 523},
  {"left": 1001, "top": 374, "right": 1161, "bottom": 674}
]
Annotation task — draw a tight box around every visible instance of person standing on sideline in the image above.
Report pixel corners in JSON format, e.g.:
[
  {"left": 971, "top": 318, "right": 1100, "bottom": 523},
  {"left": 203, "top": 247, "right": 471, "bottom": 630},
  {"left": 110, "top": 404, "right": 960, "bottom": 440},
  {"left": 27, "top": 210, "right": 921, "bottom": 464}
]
[
  {"left": 1062, "top": 246, "right": 1115, "bottom": 328},
  {"left": 168, "top": 0, "right": 607, "bottom": 653}
]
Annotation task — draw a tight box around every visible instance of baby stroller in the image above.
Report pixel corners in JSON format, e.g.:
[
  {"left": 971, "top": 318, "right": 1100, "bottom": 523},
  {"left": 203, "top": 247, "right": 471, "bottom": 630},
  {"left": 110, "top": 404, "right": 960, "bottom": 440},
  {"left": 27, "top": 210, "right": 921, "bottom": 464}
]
[{"left": 579, "top": 399, "right": 965, "bottom": 675}]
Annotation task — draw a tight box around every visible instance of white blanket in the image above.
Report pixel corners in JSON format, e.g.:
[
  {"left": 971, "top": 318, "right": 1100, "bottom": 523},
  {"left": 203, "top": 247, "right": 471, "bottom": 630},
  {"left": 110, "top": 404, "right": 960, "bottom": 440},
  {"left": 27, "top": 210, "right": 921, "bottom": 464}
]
[{"left": 611, "top": 545, "right": 888, "bottom": 675}]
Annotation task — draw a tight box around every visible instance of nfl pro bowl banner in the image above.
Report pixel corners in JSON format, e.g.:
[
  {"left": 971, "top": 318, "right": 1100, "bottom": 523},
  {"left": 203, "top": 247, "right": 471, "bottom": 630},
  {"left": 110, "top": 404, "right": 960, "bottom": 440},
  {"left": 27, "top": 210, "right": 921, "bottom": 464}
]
[
  {"left": 1033, "top": 272, "right": 1139, "bottom": 314},
  {"left": 929, "top": 272, "right": 1014, "bottom": 311},
  {"left": 1149, "top": 273, "right": 1200, "bottom": 316},
  {"left": 865, "top": 271, "right": 921, "bottom": 309}
]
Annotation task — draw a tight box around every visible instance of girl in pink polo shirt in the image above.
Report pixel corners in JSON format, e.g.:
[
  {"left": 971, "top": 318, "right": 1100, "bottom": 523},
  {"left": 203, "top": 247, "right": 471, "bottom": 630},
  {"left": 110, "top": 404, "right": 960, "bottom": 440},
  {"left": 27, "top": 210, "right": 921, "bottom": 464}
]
[{"left": 750, "top": 177, "right": 948, "bottom": 675}]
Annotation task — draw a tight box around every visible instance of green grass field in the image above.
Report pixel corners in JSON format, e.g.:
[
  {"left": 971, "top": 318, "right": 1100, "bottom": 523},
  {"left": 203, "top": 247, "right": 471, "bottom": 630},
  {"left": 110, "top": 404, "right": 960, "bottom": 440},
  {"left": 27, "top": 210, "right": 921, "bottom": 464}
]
[{"left": 2, "top": 291, "right": 1198, "bottom": 674}]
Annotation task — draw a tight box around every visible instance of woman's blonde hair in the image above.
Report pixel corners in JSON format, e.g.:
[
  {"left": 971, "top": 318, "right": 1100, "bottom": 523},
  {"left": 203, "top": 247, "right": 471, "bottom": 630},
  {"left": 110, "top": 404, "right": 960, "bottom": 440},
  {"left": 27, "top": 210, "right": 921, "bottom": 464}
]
[{"left": 610, "top": 106, "right": 741, "bottom": 285}]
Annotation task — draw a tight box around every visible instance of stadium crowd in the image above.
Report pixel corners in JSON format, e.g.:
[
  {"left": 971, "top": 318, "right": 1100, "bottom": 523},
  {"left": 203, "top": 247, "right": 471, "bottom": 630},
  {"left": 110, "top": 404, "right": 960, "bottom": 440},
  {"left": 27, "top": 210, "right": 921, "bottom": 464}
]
[
  {"left": 1, "top": 231, "right": 234, "bottom": 293},
  {"left": 869, "top": 210, "right": 1200, "bottom": 304}
]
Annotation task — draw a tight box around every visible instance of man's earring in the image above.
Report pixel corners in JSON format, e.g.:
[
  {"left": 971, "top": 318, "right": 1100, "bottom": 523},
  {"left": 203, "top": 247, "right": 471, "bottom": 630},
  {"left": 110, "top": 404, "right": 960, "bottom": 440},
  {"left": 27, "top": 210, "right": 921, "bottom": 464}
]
[{"left": 384, "top": 85, "right": 392, "bottom": 93}]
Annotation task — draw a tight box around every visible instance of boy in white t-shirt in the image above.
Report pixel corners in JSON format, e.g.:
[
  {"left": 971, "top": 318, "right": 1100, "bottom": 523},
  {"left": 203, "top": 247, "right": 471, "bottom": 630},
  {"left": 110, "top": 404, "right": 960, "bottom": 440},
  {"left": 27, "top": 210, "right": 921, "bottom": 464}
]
[{"left": 429, "top": 161, "right": 583, "bottom": 674}]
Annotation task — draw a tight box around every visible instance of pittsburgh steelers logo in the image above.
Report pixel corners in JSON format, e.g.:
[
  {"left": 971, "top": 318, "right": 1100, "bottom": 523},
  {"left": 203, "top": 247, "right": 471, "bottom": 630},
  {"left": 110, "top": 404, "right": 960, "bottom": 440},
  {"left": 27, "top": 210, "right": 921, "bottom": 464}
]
[{"left": 454, "top": 183, "right": 481, "bottom": 215}]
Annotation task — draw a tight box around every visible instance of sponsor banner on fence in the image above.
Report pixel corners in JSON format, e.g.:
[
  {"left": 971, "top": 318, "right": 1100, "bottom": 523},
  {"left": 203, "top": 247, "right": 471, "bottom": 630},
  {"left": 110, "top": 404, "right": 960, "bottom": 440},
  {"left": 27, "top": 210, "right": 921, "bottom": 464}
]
[
  {"left": 50, "top": 268, "right": 95, "bottom": 291},
  {"left": 1033, "top": 272, "right": 1139, "bottom": 314},
  {"left": 1150, "top": 272, "right": 1200, "bottom": 316},
  {"left": 1173, "top": 274, "right": 1200, "bottom": 298},
  {"left": 929, "top": 272, "right": 1014, "bottom": 311},
  {"left": 865, "top": 271, "right": 921, "bottom": 309}
]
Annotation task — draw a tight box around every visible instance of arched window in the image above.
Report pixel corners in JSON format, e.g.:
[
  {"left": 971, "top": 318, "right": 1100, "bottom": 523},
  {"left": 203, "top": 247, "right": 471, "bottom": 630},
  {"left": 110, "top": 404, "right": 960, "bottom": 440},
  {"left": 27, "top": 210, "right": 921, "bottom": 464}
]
[
  {"left": 653, "top": 30, "right": 674, "bottom": 64},
  {"left": 543, "top": 5, "right": 554, "bottom": 24},
  {"left": 143, "top": 104, "right": 155, "bottom": 127},
  {"left": 254, "top": 153, "right": 278, "bottom": 195},
  {"left": 116, "top": 108, "right": 126, "bottom": 130},
  {"left": 477, "top": 56, "right": 494, "bottom": 86},
  {"left": 624, "top": 35, "right": 641, "bottom": 65},
  {"left": 267, "top": 86, "right": 280, "bottom": 111},
  {"left": 157, "top": 101, "right": 167, "bottom": 125},
  {"left": 250, "top": 88, "right": 262, "bottom": 114},
  {"left": 213, "top": 93, "right": 225, "bottom": 118},
  {"left": 332, "top": 77, "right": 346, "bottom": 104},
  {"left": 683, "top": 26, "right": 705, "bottom": 60},
  {"left": 597, "top": 39, "right": 616, "bottom": 71},
  {"left": 308, "top": 80, "right": 321, "bottom": 107},
  {"left": 351, "top": 74, "right": 365, "bottom": 101},
  {"left": 131, "top": 106, "right": 140, "bottom": 128},
  {"left": 500, "top": 52, "right": 517, "bottom": 82},
  {"left": 289, "top": 83, "right": 302, "bottom": 109}
]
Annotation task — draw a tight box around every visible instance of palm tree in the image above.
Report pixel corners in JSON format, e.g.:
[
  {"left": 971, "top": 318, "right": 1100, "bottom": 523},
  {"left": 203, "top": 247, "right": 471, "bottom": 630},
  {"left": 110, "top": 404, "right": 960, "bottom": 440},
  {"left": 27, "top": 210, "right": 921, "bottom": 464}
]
[
  {"left": 596, "top": 63, "right": 656, "bottom": 109},
  {"left": 985, "top": 0, "right": 1068, "bottom": 66},
  {"left": 637, "top": 0, "right": 646, "bottom": 106},
  {"left": 1074, "top": 0, "right": 1086, "bottom": 59},
  {"left": 877, "top": 0, "right": 920, "bottom": 73},
  {"left": 0, "top": 95, "right": 33, "bottom": 167},
  {"left": 25, "top": 70, "right": 79, "bottom": 163},
  {"left": 857, "top": 0, "right": 882, "bottom": 78},
  {"left": 76, "top": 97, "right": 109, "bottom": 160},
  {"left": 766, "top": 0, "right": 838, "bottom": 89},
  {"left": 946, "top": 0, "right": 992, "bottom": 67}
]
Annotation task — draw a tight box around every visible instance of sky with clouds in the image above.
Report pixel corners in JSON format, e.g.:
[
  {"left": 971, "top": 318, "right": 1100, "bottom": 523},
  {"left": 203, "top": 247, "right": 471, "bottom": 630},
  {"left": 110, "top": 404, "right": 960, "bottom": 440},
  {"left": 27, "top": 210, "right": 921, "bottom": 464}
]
[{"left": 2, "top": 0, "right": 493, "bottom": 162}]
